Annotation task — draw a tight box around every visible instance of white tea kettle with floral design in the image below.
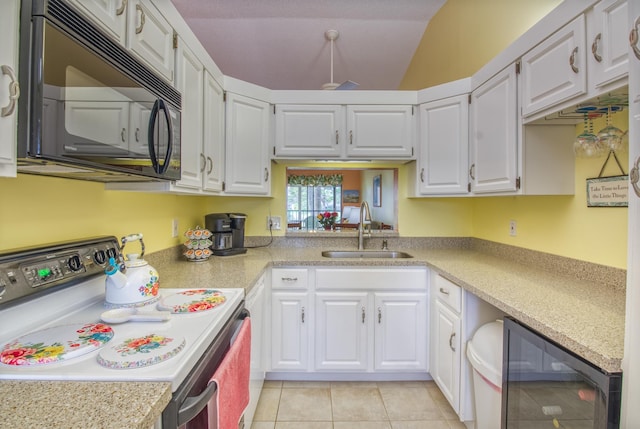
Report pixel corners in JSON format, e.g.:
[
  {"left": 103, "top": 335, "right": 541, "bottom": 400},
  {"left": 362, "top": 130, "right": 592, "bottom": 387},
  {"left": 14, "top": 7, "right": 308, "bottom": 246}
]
[{"left": 105, "top": 234, "right": 159, "bottom": 306}]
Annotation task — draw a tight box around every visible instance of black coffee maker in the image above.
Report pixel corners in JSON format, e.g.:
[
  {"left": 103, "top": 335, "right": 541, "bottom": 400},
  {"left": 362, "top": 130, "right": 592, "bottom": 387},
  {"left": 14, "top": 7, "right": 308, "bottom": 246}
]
[{"left": 205, "top": 213, "right": 247, "bottom": 256}]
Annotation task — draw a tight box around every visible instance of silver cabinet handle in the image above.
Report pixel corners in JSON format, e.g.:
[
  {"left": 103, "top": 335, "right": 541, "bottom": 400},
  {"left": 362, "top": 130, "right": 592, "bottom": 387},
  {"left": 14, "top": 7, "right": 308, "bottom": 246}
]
[
  {"left": 264, "top": 167, "right": 269, "bottom": 182},
  {"left": 121, "top": 128, "right": 126, "bottom": 142},
  {"left": 630, "top": 16, "right": 640, "bottom": 60},
  {"left": 116, "top": 0, "right": 127, "bottom": 16},
  {"left": 135, "top": 4, "right": 146, "bottom": 34},
  {"left": 439, "top": 287, "right": 450, "bottom": 296},
  {"left": 301, "top": 307, "right": 305, "bottom": 324},
  {"left": 420, "top": 168, "right": 425, "bottom": 183},
  {"left": 592, "top": 33, "right": 602, "bottom": 63},
  {"left": 631, "top": 157, "right": 640, "bottom": 197},
  {"left": 135, "top": 127, "right": 140, "bottom": 142},
  {"left": 1, "top": 65, "right": 19, "bottom": 117},
  {"left": 206, "top": 157, "right": 213, "bottom": 174},
  {"left": 362, "top": 306, "right": 366, "bottom": 324},
  {"left": 449, "top": 332, "right": 456, "bottom": 351},
  {"left": 349, "top": 130, "right": 353, "bottom": 145},
  {"left": 281, "top": 277, "right": 298, "bottom": 282},
  {"left": 569, "top": 46, "right": 579, "bottom": 73},
  {"left": 378, "top": 307, "right": 382, "bottom": 324},
  {"left": 469, "top": 163, "right": 475, "bottom": 180},
  {"left": 200, "top": 153, "right": 206, "bottom": 172},
  {"left": 335, "top": 130, "right": 339, "bottom": 145}
]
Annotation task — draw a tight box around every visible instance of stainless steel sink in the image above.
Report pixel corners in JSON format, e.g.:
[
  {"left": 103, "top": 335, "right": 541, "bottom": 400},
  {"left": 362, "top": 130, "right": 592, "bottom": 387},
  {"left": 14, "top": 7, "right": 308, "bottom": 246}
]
[{"left": 321, "top": 250, "right": 413, "bottom": 259}]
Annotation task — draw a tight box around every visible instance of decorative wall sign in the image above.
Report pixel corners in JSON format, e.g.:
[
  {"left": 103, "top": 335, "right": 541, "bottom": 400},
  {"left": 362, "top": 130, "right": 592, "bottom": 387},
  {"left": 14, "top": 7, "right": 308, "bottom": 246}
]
[{"left": 586, "top": 176, "right": 628, "bottom": 207}]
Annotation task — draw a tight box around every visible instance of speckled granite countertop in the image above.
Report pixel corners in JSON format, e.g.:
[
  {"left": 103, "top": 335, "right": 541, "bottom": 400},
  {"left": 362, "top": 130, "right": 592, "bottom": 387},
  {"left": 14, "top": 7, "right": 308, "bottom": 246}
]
[{"left": 0, "top": 238, "right": 625, "bottom": 427}]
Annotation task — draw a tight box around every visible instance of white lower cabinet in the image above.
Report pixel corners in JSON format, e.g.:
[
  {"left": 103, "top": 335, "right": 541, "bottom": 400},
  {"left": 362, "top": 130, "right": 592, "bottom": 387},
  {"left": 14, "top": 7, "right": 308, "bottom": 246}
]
[
  {"left": 244, "top": 274, "right": 265, "bottom": 429},
  {"left": 429, "top": 272, "right": 505, "bottom": 424},
  {"left": 270, "top": 267, "right": 428, "bottom": 377}
]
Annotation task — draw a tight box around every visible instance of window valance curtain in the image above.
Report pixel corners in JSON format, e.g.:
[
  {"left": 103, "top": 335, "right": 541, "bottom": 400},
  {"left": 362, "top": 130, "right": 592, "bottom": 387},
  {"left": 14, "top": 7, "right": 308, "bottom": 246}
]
[{"left": 287, "top": 174, "right": 343, "bottom": 186}]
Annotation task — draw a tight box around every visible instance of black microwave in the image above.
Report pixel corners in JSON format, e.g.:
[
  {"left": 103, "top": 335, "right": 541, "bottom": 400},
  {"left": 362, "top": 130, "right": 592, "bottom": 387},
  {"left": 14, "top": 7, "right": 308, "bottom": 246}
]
[{"left": 17, "top": 0, "right": 181, "bottom": 182}]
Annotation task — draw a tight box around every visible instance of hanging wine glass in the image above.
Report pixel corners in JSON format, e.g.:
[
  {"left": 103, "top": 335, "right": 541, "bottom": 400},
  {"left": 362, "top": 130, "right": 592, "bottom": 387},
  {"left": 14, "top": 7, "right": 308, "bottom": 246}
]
[
  {"left": 574, "top": 111, "right": 604, "bottom": 158},
  {"left": 597, "top": 105, "right": 625, "bottom": 152}
]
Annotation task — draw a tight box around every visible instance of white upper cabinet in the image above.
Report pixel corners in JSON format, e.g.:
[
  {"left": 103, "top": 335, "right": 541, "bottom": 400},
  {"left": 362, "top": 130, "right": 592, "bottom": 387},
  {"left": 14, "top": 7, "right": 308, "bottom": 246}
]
[
  {"left": 224, "top": 93, "right": 271, "bottom": 195},
  {"left": 127, "top": 0, "right": 175, "bottom": 83},
  {"left": 416, "top": 95, "right": 469, "bottom": 195},
  {"left": 174, "top": 39, "right": 204, "bottom": 190},
  {"left": 0, "top": 0, "right": 20, "bottom": 177},
  {"left": 521, "top": 14, "right": 587, "bottom": 117},
  {"left": 66, "top": 0, "right": 128, "bottom": 44},
  {"left": 275, "top": 104, "right": 344, "bottom": 158},
  {"left": 588, "top": 0, "right": 628, "bottom": 90},
  {"left": 345, "top": 105, "right": 414, "bottom": 158},
  {"left": 273, "top": 104, "right": 414, "bottom": 160},
  {"left": 469, "top": 65, "right": 518, "bottom": 194},
  {"left": 68, "top": 0, "right": 175, "bottom": 84}
]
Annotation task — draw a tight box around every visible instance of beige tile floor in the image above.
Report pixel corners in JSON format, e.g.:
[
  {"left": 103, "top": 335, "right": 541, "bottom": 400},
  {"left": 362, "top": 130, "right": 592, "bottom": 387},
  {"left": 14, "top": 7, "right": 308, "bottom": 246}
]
[{"left": 251, "top": 380, "right": 467, "bottom": 429}]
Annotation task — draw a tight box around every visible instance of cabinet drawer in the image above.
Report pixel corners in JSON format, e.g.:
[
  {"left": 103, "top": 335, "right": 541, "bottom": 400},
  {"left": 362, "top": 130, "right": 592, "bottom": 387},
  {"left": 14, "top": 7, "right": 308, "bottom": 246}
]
[
  {"left": 433, "top": 274, "right": 462, "bottom": 313},
  {"left": 272, "top": 268, "right": 308, "bottom": 289},
  {"left": 316, "top": 268, "right": 426, "bottom": 290}
]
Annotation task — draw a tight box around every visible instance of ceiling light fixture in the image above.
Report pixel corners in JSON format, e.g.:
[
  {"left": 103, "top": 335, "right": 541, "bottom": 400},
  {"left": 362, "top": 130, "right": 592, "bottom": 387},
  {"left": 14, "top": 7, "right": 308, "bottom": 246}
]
[{"left": 322, "top": 29, "right": 359, "bottom": 91}]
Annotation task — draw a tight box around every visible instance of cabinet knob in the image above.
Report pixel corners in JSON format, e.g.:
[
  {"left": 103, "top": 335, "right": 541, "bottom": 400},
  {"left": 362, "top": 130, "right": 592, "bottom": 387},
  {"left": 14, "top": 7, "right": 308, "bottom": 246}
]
[
  {"left": 200, "top": 153, "right": 206, "bottom": 172},
  {"left": 591, "top": 33, "right": 602, "bottom": 63},
  {"left": 349, "top": 130, "right": 353, "bottom": 145},
  {"left": 630, "top": 16, "right": 640, "bottom": 60},
  {"left": 378, "top": 307, "right": 382, "bottom": 324},
  {"left": 1, "top": 65, "right": 19, "bottom": 118},
  {"left": 301, "top": 307, "right": 305, "bottom": 323},
  {"left": 335, "top": 130, "right": 339, "bottom": 145},
  {"left": 281, "top": 277, "right": 298, "bottom": 282},
  {"left": 206, "top": 157, "right": 213, "bottom": 174},
  {"left": 121, "top": 128, "right": 126, "bottom": 143},
  {"left": 569, "top": 46, "right": 579, "bottom": 73},
  {"left": 630, "top": 157, "right": 640, "bottom": 198},
  {"left": 362, "top": 306, "right": 366, "bottom": 323},
  {"left": 420, "top": 168, "right": 425, "bottom": 183},
  {"left": 469, "top": 163, "right": 475, "bottom": 180},
  {"left": 116, "top": 0, "right": 127, "bottom": 16},
  {"left": 439, "top": 287, "right": 450, "bottom": 296},
  {"left": 449, "top": 332, "right": 456, "bottom": 351},
  {"left": 135, "top": 4, "right": 146, "bottom": 34},
  {"left": 264, "top": 168, "right": 269, "bottom": 182}
]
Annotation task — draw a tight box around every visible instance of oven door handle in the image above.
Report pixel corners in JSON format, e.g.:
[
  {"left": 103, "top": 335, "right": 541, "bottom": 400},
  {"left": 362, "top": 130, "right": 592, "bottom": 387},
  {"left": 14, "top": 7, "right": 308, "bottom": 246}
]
[{"left": 177, "top": 381, "right": 218, "bottom": 426}]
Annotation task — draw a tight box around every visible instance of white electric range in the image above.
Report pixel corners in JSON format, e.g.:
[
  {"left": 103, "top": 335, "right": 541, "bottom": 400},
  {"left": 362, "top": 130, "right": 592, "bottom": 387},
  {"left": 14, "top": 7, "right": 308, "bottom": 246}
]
[{"left": 0, "top": 237, "right": 246, "bottom": 428}]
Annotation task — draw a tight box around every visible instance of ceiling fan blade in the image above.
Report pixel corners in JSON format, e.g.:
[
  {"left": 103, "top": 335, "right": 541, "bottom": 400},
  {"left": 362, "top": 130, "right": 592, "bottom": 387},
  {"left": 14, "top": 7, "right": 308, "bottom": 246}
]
[{"left": 335, "top": 80, "right": 359, "bottom": 90}]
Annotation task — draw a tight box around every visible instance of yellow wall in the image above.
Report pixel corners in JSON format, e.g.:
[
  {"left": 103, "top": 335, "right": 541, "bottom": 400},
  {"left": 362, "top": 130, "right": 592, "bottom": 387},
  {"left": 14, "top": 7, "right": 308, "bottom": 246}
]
[{"left": 400, "top": 0, "right": 562, "bottom": 89}]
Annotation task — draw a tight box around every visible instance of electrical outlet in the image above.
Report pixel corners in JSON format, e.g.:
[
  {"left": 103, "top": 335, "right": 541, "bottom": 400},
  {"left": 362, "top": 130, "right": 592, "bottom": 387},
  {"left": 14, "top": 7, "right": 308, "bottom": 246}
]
[
  {"left": 172, "top": 219, "right": 179, "bottom": 238},
  {"left": 266, "top": 216, "right": 281, "bottom": 230},
  {"left": 509, "top": 220, "right": 517, "bottom": 237}
]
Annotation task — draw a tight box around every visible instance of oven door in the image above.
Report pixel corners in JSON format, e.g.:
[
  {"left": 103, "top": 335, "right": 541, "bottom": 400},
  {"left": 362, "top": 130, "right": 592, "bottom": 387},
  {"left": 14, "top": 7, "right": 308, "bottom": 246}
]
[
  {"left": 502, "top": 318, "right": 622, "bottom": 429},
  {"left": 162, "top": 304, "right": 248, "bottom": 429}
]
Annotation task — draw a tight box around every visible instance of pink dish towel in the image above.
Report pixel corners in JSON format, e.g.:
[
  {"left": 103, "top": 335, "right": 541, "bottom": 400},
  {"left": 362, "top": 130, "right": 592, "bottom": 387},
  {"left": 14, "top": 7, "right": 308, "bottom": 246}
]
[{"left": 207, "top": 317, "right": 251, "bottom": 429}]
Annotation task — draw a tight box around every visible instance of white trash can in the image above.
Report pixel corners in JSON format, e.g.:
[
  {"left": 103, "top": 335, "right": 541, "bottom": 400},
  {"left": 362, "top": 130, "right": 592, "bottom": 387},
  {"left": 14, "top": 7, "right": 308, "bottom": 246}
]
[{"left": 466, "top": 319, "right": 504, "bottom": 429}]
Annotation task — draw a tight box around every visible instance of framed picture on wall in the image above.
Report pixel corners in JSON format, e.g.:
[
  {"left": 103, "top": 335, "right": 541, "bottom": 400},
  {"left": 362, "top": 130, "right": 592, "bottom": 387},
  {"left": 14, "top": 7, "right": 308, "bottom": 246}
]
[
  {"left": 373, "top": 175, "right": 381, "bottom": 207},
  {"left": 343, "top": 190, "right": 360, "bottom": 203}
]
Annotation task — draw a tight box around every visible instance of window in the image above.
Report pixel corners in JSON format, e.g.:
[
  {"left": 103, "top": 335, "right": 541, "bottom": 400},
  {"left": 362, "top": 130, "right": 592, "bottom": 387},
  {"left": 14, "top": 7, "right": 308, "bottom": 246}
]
[{"left": 287, "top": 174, "right": 342, "bottom": 230}]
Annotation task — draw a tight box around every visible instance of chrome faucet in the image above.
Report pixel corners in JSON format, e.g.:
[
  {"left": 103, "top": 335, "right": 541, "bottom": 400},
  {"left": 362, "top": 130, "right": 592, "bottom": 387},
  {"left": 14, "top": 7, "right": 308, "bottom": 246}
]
[{"left": 358, "top": 201, "right": 372, "bottom": 250}]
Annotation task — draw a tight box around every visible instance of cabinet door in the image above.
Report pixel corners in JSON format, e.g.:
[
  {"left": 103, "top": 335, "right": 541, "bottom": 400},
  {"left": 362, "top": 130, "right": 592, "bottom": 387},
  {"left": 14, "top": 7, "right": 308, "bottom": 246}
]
[
  {"left": 521, "top": 15, "right": 586, "bottom": 116},
  {"left": 0, "top": 0, "right": 19, "bottom": 177},
  {"left": 315, "top": 292, "right": 369, "bottom": 371},
  {"left": 271, "top": 291, "right": 309, "bottom": 371},
  {"left": 202, "top": 72, "right": 225, "bottom": 192},
  {"left": 622, "top": 2, "right": 640, "bottom": 426},
  {"left": 62, "top": 101, "right": 130, "bottom": 154},
  {"left": 417, "top": 95, "right": 469, "bottom": 195},
  {"left": 174, "top": 40, "right": 204, "bottom": 189},
  {"left": 224, "top": 93, "right": 271, "bottom": 195},
  {"left": 274, "top": 105, "right": 344, "bottom": 158},
  {"left": 469, "top": 65, "right": 518, "bottom": 194},
  {"left": 431, "top": 300, "right": 461, "bottom": 412},
  {"left": 66, "top": 0, "right": 127, "bottom": 44},
  {"left": 127, "top": 0, "right": 175, "bottom": 83},
  {"left": 589, "top": 0, "right": 628, "bottom": 90},
  {"left": 346, "top": 105, "right": 414, "bottom": 158},
  {"left": 374, "top": 292, "right": 428, "bottom": 371}
]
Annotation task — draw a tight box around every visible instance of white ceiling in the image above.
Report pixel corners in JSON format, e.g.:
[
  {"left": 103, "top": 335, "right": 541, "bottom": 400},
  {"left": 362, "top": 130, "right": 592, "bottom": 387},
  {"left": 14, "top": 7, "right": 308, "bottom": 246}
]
[{"left": 169, "top": 0, "right": 446, "bottom": 90}]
